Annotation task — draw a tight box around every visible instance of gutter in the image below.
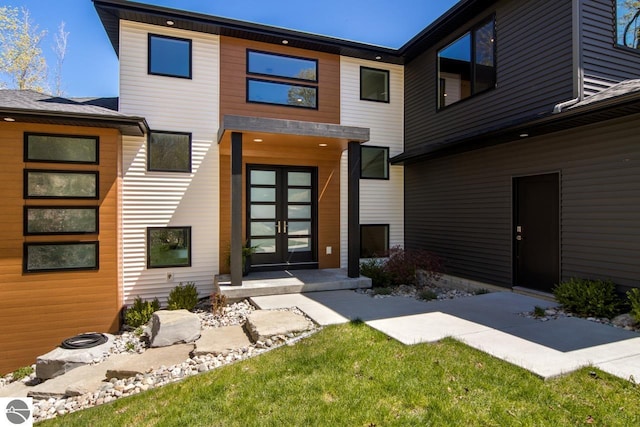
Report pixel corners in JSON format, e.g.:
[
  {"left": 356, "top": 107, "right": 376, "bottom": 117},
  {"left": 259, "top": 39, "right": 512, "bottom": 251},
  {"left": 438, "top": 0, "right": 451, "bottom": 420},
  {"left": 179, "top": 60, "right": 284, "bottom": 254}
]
[{"left": 552, "top": 97, "right": 580, "bottom": 113}]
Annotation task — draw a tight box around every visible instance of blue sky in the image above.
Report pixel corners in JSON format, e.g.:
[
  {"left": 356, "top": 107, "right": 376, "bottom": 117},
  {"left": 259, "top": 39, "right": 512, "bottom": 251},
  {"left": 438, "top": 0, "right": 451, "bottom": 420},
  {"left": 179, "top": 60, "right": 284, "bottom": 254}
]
[{"left": 5, "top": 0, "right": 459, "bottom": 97}]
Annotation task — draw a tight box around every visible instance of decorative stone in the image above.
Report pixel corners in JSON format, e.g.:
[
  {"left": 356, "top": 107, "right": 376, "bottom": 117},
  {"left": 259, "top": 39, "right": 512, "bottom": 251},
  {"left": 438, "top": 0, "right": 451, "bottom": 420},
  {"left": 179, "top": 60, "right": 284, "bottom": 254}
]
[
  {"left": 612, "top": 313, "right": 637, "bottom": 328},
  {"left": 245, "top": 310, "right": 314, "bottom": 342},
  {"left": 35, "top": 334, "right": 114, "bottom": 380},
  {"left": 149, "top": 310, "right": 201, "bottom": 348}
]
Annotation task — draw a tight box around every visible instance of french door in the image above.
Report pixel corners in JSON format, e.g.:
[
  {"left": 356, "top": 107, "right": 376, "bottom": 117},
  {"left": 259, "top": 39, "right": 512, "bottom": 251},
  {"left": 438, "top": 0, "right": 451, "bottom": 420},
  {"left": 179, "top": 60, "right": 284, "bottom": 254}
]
[{"left": 247, "top": 165, "right": 317, "bottom": 270}]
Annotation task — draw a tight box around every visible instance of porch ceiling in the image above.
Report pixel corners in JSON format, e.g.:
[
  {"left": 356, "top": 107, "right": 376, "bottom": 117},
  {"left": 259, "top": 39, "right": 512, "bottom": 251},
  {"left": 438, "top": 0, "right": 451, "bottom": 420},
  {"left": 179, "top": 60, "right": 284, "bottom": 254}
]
[{"left": 217, "top": 115, "right": 369, "bottom": 153}]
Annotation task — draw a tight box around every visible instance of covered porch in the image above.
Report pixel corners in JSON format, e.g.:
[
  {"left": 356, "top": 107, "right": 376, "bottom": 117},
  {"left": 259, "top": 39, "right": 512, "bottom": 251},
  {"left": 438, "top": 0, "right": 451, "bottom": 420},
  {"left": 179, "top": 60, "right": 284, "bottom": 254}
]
[{"left": 217, "top": 115, "right": 370, "bottom": 287}]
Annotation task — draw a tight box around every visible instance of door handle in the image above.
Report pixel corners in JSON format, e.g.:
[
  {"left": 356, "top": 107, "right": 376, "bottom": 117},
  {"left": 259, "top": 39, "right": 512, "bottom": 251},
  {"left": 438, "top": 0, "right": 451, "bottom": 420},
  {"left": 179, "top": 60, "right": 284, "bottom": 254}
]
[
  {"left": 277, "top": 221, "right": 281, "bottom": 234},
  {"left": 516, "top": 235, "right": 523, "bottom": 241},
  {"left": 283, "top": 221, "right": 288, "bottom": 233}
]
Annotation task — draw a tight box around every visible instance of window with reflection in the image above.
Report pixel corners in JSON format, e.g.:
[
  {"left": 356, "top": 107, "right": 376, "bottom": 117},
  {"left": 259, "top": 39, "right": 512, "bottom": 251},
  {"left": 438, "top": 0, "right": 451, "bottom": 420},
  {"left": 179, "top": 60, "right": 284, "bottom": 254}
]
[
  {"left": 360, "top": 225, "right": 389, "bottom": 258},
  {"left": 361, "top": 146, "right": 389, "bottom": 179},
  {"left": 438, "top": 16, "right": 496, "bottom": 108},
  {"left": 247, "top": 50, "right": 317, "bottom": 81},
  {"left": 247, "top": 79, "right": 318, "bottom": 109},
  {"left": 617, "top": 1, "right": 640, "bottom": 50},
  {"left": 360, "top": 67, "right": 389, "bottom": 102},
  {"left": 148, "top": 34, "right": 192, "bottom": 79}
]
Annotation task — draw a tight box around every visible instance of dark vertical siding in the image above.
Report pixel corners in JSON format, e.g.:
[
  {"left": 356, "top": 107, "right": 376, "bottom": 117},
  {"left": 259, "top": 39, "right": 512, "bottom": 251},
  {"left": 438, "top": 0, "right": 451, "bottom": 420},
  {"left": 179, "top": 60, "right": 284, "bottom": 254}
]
[
  {"left": 581, "top": 0, "right": 640, "bottom": 96},
  {"left": 405, "top": 0, "right": 574, "bottom": 153},
  {"left": 405, "top": 116, "right": 640, "bottom": 291}
]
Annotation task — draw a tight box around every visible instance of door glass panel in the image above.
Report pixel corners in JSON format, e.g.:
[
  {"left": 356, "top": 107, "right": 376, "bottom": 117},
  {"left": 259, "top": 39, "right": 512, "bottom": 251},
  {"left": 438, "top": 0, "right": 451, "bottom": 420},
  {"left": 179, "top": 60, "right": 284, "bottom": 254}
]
[
  {"left": 251, "top": 221, "right": 276, "bottom": 236},
  {"left": 288, "top": 172, "right": 311, "bottom": 186},
  {"left": 251, "top": 187, "right": 276, "bottom": 202},
  {"left": 251, "top": 170, "right": 276, "bottom": 185},
  {"left": 288, "top": 205, "right": 311, "bottom": 219},
  {"left": 251, "top": 204, "right": 275, "bottom": 219},
  {"left": 251, "top": 238, "right": 276, "bottom": 253},
  {"left": 288, "top": 188, "right": 311, "bottom": 203},
  {"left": 288, "top": 237, "right": 310, "bottom": 251},
  {"left": 288, "top": 221, "right": 311, "bottom": 236}
]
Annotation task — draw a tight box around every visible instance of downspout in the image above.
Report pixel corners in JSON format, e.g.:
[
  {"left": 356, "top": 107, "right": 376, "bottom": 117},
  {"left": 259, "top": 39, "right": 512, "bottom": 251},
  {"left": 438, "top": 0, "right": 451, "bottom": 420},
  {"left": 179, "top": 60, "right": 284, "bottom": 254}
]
[{"left": 554, "top": 0, "right": 584, "bottom": 114}]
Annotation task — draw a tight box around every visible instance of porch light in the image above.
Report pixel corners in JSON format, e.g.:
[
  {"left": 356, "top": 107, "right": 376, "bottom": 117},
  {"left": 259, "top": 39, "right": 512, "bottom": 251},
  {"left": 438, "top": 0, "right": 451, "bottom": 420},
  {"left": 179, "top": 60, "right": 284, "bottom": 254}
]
[
  {"left": 282, "top": 40, "right": 289, "bottom": 45},
  {"left": 375, "top": 55, "right": 382, "bottom": 60},
  {"left": 166, "top": 20, "right": 175, "bottom": 26},
  {"left": 3, "top": 117, "right": 15, "bottom": 122},
  {"left": 253, "top": 138, "right": 263, "bottom": 143},
  {"left": 520, "top": 133, "right": 529, "bottom": 138},
  {"left": 318, "top": 143, "right": 328, "bottom": 147}
]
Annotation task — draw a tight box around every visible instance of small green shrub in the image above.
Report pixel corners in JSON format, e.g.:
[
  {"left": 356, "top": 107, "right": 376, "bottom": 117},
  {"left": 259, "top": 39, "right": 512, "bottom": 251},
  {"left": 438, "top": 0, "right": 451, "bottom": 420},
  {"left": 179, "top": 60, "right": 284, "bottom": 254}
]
[
  {"left": 167, "top": 282, "right": 199, "bottom": 311},
  {"left": 124, "top": 296, "right": 160, "bottom": 327},
  {"left": 533, "top": 306, "right": 546, "bottom": 318},
  {"left": 360, "top": 258, "right": 391, "bottom": 288},
  {"left": 12, "top": 366, "right": 34, "bottom": 381},
  {"left": 373, "top": 287, "right": 393, "bottom": 296},
  {"left": 627, "top": 288, "right": 640, "bottom": 322},
  {"left": 125, "top": 342, "right": 135, "bottom": 352},
  {"left": 553, "top": 278, "right": 622, "bottom": 319},
  {"left": 384, "top": 246, "right": 443, "bottom": 286},
  {"left": 474, "top": 288, "right": 491, "bottom": 295},
  {"left": 418, "top": 289, "right": 438, "bottom": 301}
]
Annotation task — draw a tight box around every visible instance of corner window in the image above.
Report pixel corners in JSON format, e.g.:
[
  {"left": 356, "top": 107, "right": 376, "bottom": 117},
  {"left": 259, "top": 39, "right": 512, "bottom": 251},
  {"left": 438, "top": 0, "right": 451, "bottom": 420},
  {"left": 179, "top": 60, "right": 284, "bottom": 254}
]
[
  {"left": 438, "top": 16, "right": 496, "bottom": 108},
  {"left": 360, "top": 146, "right": 389, "bottom": 179},
  {"left": 617, "top": 1, "right": 640, "bottom": 50},
  {"left": 148, "top": 131, "right": 192, "bottom": 172},
  {"left": 360, "top": 67, "right": 389, "bottom": 102},
  {"left": 147, "top": 227, "right": 192, "bottom": 268},
  {"left": 360, "top": 224, "right": 389, "bottom": 258},
  {"left": 148, "top": 34, "right": 192, "bottom": 79}
]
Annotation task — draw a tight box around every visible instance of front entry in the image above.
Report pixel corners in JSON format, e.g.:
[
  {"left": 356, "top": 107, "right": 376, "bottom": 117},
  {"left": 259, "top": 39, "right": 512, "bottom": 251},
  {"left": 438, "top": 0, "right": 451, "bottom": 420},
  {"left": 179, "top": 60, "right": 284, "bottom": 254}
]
[
  {"left": 247, "top": 165, "right": 317, "bottom": 270},
  {"left": 513, "top": 173, "right": 560, "bottom": 292}
]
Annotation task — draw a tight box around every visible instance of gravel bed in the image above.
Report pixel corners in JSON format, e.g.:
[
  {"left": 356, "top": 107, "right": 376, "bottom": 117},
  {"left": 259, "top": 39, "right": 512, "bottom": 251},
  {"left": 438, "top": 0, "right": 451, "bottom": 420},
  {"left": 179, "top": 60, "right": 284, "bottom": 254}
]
[
  {"left": 519, "top": 307, "right": 640, "bottom": 332},
  {"left": 356, "top": 283, "right": 476, "bottom": 300}
]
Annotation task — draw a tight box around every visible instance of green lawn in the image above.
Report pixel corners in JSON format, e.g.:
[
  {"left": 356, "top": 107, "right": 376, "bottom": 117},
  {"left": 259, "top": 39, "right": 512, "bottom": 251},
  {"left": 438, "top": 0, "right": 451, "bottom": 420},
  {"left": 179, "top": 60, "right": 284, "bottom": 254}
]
[{"left": 42, "top": 322, "right": 639, "bottom": 426}]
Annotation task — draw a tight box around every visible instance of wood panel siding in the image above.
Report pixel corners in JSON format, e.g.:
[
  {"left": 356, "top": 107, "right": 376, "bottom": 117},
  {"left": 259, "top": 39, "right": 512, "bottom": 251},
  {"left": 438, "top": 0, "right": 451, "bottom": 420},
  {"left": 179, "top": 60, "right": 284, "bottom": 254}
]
[
  {"left": 219, "top": 141, "right": 342, "bottom": 272},
  {"left": 0, "top": 123, "right": 120, "bottom": 375},
  {"left": 404, "top": 0, "right": 574, "bottom": 153},
  {"left": 339, "top": 57, "right": 405, "bottom": 267},
  {"left": 581, "top": 0, "right": 640, "bottom": 96},
  {"left": 405, "top": 115, "right": 640, "bottom": 292},
  {"left": 220, "top": 36, "right": 340, "bottom": 124},
  {"left": 119, "top": 21, "right": 219, "bottom": 304}
]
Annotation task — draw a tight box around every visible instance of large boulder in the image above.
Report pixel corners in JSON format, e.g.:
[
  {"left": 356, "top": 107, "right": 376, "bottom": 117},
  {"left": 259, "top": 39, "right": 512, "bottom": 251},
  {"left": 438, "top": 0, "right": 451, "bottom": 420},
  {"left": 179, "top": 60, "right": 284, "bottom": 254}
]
[
  {"left": 149, "top": 310, "right": 201, "bottom": 348},
  {"left": 36, "top": 334, "right": 114, "bottom": 380},
  {"left": 245, "top": 310, "right": 313, "bottom": 342}
]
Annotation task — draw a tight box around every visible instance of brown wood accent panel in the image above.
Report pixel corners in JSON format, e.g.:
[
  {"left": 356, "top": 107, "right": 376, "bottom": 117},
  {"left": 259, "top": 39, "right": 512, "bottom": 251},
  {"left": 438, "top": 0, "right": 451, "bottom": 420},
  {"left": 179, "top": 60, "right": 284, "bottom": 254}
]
[
  {"left": 0, "top": 122, "right": 121, "bottom": 375},
  {"left": 220, "top": 36, "right": 340, "bottom": 124},
  {"left": 219, "top": 139, "right": 342, "bottom": 272}
]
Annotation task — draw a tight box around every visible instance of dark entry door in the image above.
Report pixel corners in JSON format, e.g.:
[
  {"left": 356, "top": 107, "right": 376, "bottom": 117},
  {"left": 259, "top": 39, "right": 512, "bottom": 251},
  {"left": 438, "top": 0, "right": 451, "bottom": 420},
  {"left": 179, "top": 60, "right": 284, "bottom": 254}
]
[
  {"left": 513, "top": 173, "right": 560, "bottom": 292},
  {"left": 247, "top": 165, "right": 317, "bottom": 270}
]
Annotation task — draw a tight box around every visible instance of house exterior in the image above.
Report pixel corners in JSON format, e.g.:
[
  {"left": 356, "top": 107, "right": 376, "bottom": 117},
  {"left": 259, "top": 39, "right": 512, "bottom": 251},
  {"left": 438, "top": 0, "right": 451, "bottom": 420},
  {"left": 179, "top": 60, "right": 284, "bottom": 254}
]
[{"left": 0, "top": 0, "right": 638, "bottom": 374}]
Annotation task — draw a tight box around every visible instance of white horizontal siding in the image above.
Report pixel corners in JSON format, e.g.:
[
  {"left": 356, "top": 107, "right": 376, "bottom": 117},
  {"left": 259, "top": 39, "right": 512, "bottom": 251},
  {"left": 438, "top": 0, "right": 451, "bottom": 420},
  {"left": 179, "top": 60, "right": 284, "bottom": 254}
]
[
  {"left": 339, "top": 57, "right": 405, "bottom": 267},
  {"left": 119, "top": 21, "right": 220, "bottom": 304}
]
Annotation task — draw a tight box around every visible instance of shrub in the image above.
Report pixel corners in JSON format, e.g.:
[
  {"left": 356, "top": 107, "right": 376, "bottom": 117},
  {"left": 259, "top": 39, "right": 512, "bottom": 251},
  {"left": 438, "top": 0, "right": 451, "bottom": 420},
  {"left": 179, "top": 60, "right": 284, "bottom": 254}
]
[
  {"left": 384, "top": 246, "right": 443, "bottom": 287},
  {"left": 360, "top": 258, "right": 391, "bottom": 288},
  {"left": 533, "top": 306, "right": 546, "bottom": 318},
  {"left": 373, "top": 287, "right": 393, "bottom": 296},
  {"left": 167, "top": 282, "right": 199, "bottom": 311},
  {"left": 627, "top": 288, "right": 640, "bottom": 322},
  {"left": 124, "top": 296, "right": 160, "bottom": 327},
  {"left": 418, "top": 289, "right": 438, "bottom": 301},
  {"left": 553, "top": 278, "right": 622, "bottom": 319},
  {"left": 12, "top": 366, "right": 34, "bottom": 381},
  {"left": 211, "top": 292, "right": 228, "bottom": 316}
]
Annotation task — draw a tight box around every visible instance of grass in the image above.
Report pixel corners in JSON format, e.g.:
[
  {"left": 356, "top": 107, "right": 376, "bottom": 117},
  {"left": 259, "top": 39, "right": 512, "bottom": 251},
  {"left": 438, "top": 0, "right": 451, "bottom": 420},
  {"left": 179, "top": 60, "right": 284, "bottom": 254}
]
[{"left": 42, "top": 323, "right": 639, "bottom": 426}]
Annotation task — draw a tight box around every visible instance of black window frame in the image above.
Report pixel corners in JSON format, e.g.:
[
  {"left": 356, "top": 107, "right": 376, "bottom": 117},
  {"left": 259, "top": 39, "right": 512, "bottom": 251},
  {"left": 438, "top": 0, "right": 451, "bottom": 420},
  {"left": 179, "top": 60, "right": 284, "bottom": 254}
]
[
  {"left": 247, "top": 49, "right": 318, "bottom": 82},
  {"left": 24, "top": 169, "right": 99, "bottom": 200},
  {"left": 24, "top": 241, "right": 99, "bottom": 273},
  {"left": 360, "top": 224, "right": 390, "bottom": 258},
  {"left": 246, "top": 78, "right": 319, "bottom": 110},
  {"left": 24, "top": 133, "right": 99, "bottom": 164},
  {"left": 360, "top": 145, "right": 390, "bottom": 180},
  {"left": 24, "top": 206, "right": 99, "bottom": 236},
  {"left": 437, "top": 14, "right": 496, "bottom": 110},
  {"left": 148, "top": 33, "right": 193, "bottom": 79},
  {"left": 147, "top": 226, "right": 192, "bottom": 269},
  {"left": 147, "top": 130, "right": 193, "bottom": 173},
  {"left": 360, "top": 67, "right": 390, "bottom": 103},
  {"left": 615, "top": 1, "right": 640, "bottom": 53}
]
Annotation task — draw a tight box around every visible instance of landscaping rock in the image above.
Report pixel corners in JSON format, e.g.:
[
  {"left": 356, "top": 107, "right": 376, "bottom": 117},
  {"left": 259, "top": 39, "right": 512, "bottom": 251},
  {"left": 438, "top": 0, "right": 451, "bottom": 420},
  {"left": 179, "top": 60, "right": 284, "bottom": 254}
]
[
  {"left": 612, "top": 313, "right": 637, "bottom": 329},
  {"left": 245, "top": 310, "right": 313, "bottom": 342},
  {"left": 105, "top": 344, "right": 194, "bottom": 380},
  {"left": 149, "top": 310, "right": 201, "bottom": 348},
  {"left": 194, "top": 325, "right": 252, "bottom": 356},
  {"left": 35, "top": 334, "right": 115, "bottom": 380}
]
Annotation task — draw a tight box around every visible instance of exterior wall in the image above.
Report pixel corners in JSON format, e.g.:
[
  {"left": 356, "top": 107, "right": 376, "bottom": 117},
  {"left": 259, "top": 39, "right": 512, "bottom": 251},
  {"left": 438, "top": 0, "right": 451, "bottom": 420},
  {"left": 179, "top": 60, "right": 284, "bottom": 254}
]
[
  {"left": 405, "top": 0, "right": 574, "bottom": 152},
  {"left": 219, "top": 36, "right": 340, "bottom": 124},
  {"left": 339, "top": 57, "right": 405, "bottom": 267},
  {"left": 119, "top": 21, "right": 219, "bottom": 304},
  {"left": 581, "top": 0, "right": 640, "bottom": 96},
  {"left": 0, "top": 122, "right": 121, "bottom": 375},
  {"left": 404, "top": 115, "right": 640, "bottom": 292}
]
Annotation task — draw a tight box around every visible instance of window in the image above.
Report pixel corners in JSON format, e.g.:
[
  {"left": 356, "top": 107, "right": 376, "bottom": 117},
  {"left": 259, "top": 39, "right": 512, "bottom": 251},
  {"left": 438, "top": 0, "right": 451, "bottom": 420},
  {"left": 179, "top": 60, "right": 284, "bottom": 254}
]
[
  {"left": 147, "top": 227, "right": 192, "bottom": 268},
  {"left": 24, "top": 207, "right": 98, "bottom": 235},
  {"left": 360, "top": 67, "right": 389, "bottom": 102},
  {"left": 25, "top": 133, "right": 98, "bottom": 164},
  {"left": 148, "top": 34, "right": 192, "bottom": 78},
  {"left": 148, "top": 131, "right": 192, "bottom": 172},
  {"left": 24, "top": 242, "right": 99, "bottom": 272},
  {"left": 246, "top": 50, "right": 319, "bottom": 109},
  {"left": 617, "top": 1, "right": 640, "bottom": 50},
  {"left": 438, "top": 16, "right": 496, "bottom": 108},
  {"left": 24, "top": 170, "right": 98, "bottom": 199},
  {"left": 360, "top": 146, "right": 389, "bottom": 179},
  {"left": 360, "top": 225, "right": 389, "bottom": 258}
]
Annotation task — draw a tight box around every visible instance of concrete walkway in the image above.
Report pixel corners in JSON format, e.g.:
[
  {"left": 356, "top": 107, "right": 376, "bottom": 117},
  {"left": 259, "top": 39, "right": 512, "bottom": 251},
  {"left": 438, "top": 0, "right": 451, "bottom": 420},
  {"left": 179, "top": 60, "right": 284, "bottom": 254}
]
[{"left": 251, "top": 290, "right": 640, "bottom": 381}]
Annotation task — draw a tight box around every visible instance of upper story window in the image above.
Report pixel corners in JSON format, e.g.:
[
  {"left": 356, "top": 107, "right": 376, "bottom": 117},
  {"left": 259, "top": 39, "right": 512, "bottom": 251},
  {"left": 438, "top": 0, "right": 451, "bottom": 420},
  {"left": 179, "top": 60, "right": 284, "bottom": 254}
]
[
  {"left": 247, "top": 50, "right": 318, "bottom": 109},
  {"left": 148, "top": 131, "right": 192, "bottom": 172},
  {"left": 617, "top": 1, "right": 640, "bottom": 50},
  {"left": 360, "top": 67, "right": 389, "bottom": 103},
  {"left": 148, "top": 34, "right": 192, "bottom": 79},
  {"left": 360, "top": 146, "right": 389, "bottom": 179},
  {"left": 437, "top": 16, "right": 496, "bottom": 109}
]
